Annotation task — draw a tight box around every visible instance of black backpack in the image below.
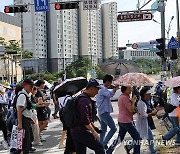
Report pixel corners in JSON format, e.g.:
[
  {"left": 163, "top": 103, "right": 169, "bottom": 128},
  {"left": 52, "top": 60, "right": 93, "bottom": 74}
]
[
  {"left": 62, "top": 94, "right": 88, "bottom": 128},
  {"left": 6, "top": 92, "right": 31, "bottom": 132},
  {"left": 164, "top": 102, "right": 177, "bottom": 113}
]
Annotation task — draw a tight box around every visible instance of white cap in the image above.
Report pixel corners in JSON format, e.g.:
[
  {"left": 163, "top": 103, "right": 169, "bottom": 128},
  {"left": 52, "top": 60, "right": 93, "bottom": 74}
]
[{"left": 145, "top": 89, "right": 154, "bottom": 94}]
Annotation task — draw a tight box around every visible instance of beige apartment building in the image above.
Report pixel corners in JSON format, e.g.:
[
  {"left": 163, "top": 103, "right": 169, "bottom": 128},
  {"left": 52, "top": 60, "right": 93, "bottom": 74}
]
[{"left": 0, "top": 12, "right": 22, "bottom": 83}]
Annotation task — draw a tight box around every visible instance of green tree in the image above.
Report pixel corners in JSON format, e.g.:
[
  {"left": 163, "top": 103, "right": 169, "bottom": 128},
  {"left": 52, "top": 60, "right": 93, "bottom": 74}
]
[
  {"left": 22, "top": 50, "right": 33, "bottom": 59},
  {"left": 95, "top": 66, "right": 106, "bottom": 79},
  {"left": 65, "top": 57, "right": 92, "bottom": 78},
  {"left": 131, "top": 58, "right": 161, "bottom": 74},
  {"left": 29, "top": 72, "right": 56, "bottom": 82}
]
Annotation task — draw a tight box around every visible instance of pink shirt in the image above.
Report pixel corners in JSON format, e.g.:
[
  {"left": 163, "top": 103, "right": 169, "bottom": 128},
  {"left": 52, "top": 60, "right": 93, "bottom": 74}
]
[{"left": 118, "top": 93, "right": 133, "bottom": 123}]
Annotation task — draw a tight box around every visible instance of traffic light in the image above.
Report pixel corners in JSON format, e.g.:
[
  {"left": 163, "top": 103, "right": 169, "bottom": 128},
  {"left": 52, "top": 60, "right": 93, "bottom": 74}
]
[
  {"left": 156, "top": 38, "right": 165, "bottom": 57},
  {"left": 171, "top": 49, "right": 178, "bottom": 60},
  {"left": 55, "top": 2, "right": 79, "bottom": 10},
  {"left": 4, "top": 5, "right": 28, "bottom": 13}
]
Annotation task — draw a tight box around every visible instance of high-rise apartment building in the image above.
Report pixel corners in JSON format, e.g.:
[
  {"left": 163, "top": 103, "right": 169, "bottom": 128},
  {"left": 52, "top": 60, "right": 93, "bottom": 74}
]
[
  {"left": 14, "top": 0, "right": 118, "bottom": 73},
  {"left": 79, "top": 2, "right": 103, "bottom": 66},
  {"left": 14, "top": 0, "right": 47, "bottom": 59},
  {"left": 14, "top": 0, "right": 47, "bottom": 72},
  {"left": 102, "top": 2, "right": 118, "bottom": 60},
  {"left": 48, "top": 0, "right": 79, "bottom": 72}
]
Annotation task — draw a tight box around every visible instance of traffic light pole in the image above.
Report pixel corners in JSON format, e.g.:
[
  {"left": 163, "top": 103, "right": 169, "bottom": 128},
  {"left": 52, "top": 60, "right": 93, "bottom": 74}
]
[{"left": 160, "top": 0, "right": 167, "bottom": 80}]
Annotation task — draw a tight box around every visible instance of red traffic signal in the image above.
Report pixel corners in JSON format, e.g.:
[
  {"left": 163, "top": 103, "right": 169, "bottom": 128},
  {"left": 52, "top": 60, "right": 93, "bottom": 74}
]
[
  {"left": 55, "top": 4, "right": 61, "bottom": 10},
  {"left": 4, "top": 5, "right": 28, "bottom": 13},
  {"left": 55, "top": 2, "right": 79, "bottom": 10}
]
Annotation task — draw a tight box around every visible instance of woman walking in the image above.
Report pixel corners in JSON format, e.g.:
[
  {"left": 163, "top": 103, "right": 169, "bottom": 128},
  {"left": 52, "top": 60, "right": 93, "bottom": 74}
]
[{"left": 136, "top": 87, "right": 157, "bottom": 154}]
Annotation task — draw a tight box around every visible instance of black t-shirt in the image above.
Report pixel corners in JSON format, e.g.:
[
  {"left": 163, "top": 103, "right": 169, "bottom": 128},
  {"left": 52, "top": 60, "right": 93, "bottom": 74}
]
[{"left": 35, "top": 90, "right": 46, "bottom": 110}]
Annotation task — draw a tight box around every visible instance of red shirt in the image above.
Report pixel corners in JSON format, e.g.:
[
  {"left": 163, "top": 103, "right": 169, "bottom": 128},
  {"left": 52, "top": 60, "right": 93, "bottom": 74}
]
[{"left": 118, "top": 93, "right": 133, "bottom": 123}]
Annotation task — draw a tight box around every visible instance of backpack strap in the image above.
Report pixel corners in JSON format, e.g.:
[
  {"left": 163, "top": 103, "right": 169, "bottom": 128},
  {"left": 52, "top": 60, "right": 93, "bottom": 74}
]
[
  {"left": 17, "top": 92, "right": 30, "bottom": 112},
  {"left": 60, "top": 95, "right": 71, "bottom": 108}
]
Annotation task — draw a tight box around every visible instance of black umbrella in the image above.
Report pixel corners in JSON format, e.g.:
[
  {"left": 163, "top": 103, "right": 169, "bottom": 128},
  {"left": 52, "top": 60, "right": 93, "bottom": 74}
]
[
  {"left": 53, "top": 77, "right": 88, "bottom": 98},
  {"left": 100, "top": 59, "right": 140, "bottom": 77}
]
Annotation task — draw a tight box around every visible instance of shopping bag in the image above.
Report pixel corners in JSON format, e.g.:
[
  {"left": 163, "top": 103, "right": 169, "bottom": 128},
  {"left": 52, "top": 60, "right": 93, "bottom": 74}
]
[
  {"left": 10, "top": 125, "right": 25, "bottom": 151},
  {"left": 162, "top": 116, "right": 172, "bottom": 131}
]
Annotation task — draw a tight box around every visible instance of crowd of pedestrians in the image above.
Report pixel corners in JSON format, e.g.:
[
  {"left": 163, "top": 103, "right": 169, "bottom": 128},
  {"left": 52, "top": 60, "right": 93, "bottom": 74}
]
[{"left": 0, "top": 74, "right": 180, "bottom": 154}]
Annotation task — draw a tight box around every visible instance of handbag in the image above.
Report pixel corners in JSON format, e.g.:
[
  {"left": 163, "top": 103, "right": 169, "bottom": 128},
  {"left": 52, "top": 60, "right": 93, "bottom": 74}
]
[{"left": 10, "top": 125, "right": 25, "bottom": 151}]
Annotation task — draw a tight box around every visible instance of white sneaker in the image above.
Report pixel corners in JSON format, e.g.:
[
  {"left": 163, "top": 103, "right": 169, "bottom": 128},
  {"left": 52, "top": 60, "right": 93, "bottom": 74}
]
[
  {"left": 2, "top": 140, "right": 9, "bottom": 150},
  {"left": 33, "top": 141, "right": 43, "bottom": 146},
  {"left": 37, "top": 142, "right": 43, "bottom": 146}
]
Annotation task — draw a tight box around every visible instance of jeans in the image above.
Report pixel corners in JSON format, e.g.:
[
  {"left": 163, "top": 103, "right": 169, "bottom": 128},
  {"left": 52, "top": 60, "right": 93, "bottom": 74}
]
[
  {"left": 118, "top": 122, "right": 141, "bottom": 154},
  {"left": 71, "top": 130, "right": 105, "bottom": 154},
  {"left": 46, "top": 106, "right": 51, "bottom": 120},
  {"left": 163, "top": 116, "right": 180, "bottom": 143},
  {"left": 99, "top": 112, "right": 117, "bottom": 145},
  {"left": 53, "top": 103, "right": 59, "bottom": 115},
  {"left": 148, "top": 128, "right": 157, "bottom": 154}
]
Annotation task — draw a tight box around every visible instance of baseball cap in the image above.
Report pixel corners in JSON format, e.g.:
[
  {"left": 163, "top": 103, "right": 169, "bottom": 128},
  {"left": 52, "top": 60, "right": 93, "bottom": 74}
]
[
  {"left": 145, "top": 89, "right": 154, "bottom": 94},
  {"left": 23, "top": 79, "right": 35, "bottom": 86},
  {"left": 87, "top": 78, "right": 100, "bottom": 88},
  {"left": 10, "top": 84, "right": 16, "bottom": 88}
]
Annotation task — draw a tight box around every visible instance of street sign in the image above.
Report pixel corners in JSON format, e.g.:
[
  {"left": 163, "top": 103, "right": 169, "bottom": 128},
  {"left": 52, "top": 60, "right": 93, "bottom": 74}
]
[
  {"left": 167, "top": 36, "right": 179, "bottom": 49},
  {"left": 34, "top": 0, "right": 49, "bottom": 12},
  {"left": 132, "top": 43, "right": 138, "bottom": 49},
  {"left": 151, "top": 0, "right": 158, "bottom": 14},
  {"left": 117, "top": 12, "right": 153, "bottom": 22},
  {"left": 83, "top": 0, "right": 99, "bottom": 10}
]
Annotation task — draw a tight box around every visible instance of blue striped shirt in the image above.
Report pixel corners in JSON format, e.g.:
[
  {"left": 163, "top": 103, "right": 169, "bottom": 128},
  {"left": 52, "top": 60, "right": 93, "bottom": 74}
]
[{"left": 96, "top": 85, "right": 115, "bottom": 115}]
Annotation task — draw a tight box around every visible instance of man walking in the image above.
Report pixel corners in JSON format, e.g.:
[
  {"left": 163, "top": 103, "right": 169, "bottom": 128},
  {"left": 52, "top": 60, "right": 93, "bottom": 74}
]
[
  {"left": 71, "top": 78, "right": 105, "bottom": 154},
  {"left": 16, "top": 79, "right": 35, "bottom": 154},
  {"left": 96, "top": 75, "right": 118, "bottom": 149}
]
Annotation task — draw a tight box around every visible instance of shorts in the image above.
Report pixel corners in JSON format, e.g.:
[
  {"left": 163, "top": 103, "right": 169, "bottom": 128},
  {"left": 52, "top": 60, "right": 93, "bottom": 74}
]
[{"left": 37, "top": 107, "right": 48, "bottom": 122}]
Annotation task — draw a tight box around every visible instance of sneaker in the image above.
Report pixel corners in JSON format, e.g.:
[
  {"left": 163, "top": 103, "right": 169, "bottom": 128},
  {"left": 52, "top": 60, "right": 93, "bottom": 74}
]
[
  {"left": 40, "top": 135, "right": 46, "bottom": 142},
  {"left": 33, "top": 142, "right": 43, "bottom": 146},
  {"left": 37, "top": 142, "right": 43, "bottom": 146},
  {"left": 58, "top": 143, "right": 65, "bottom": 149},
  {"left": 124, "top": 145, "right": 130, "bottom": 154},
  {"left": 41, "top": 138, "right": 46, "bottom": 142},
  {"left": 29, "top": 147, "right": 36, "bottom": 153},
  {"left": 2, "top": 140, "right": 9, "bottom": 150}
]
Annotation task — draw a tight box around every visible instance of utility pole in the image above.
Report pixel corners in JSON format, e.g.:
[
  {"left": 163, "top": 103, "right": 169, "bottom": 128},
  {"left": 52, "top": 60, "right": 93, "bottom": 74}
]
[{"left": 159, "top": 0, "right": 166, "bottom": 71}]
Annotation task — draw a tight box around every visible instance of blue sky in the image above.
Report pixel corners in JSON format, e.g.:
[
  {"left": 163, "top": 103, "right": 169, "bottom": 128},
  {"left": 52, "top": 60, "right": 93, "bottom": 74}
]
[{"left": 0, "top": 0, "right": 178, "bottom": 46}]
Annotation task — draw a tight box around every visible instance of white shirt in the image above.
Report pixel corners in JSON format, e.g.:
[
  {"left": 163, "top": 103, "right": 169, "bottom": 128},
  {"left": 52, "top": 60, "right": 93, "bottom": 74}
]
[
  {"left": 58, "top": 95, "right": 72, "bottom": 108},
  {"left": 0, "top": 94, "right": 7, "bottom": 104},
  {"left": 16, "top": 89, "right": 33, "bottom": 119},
  {"left": 169, "top": 92, "right": 180, "bottom": 117},
  {"left": 136, "top": 99, "right": 149, "bottom": 139}
]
